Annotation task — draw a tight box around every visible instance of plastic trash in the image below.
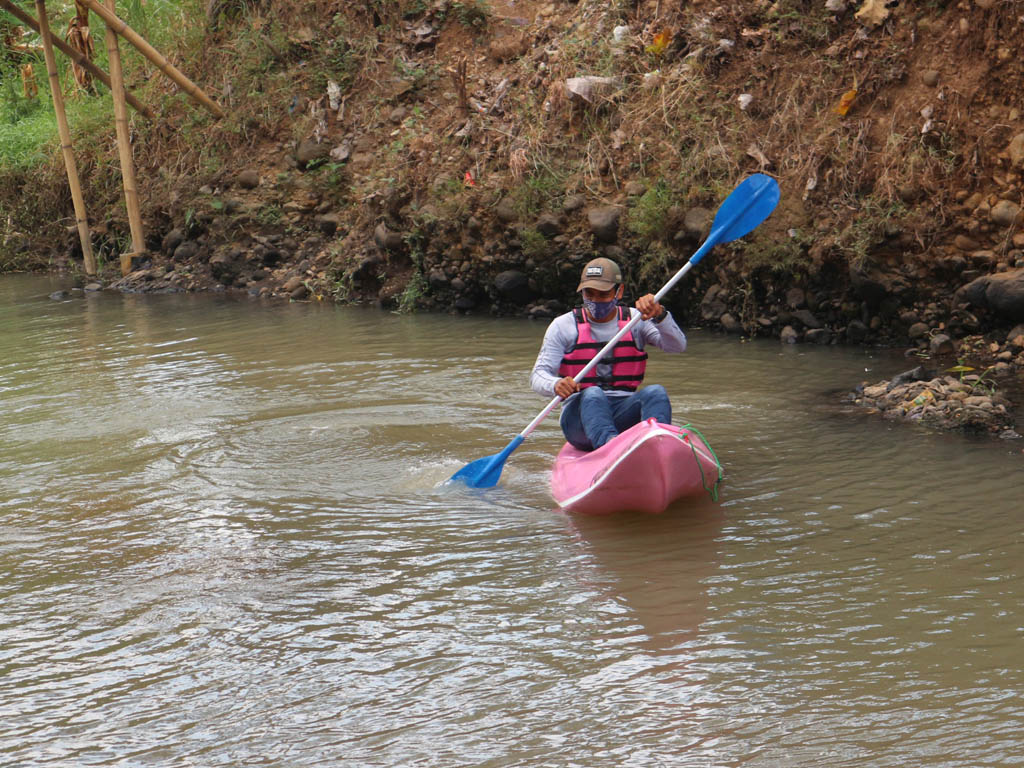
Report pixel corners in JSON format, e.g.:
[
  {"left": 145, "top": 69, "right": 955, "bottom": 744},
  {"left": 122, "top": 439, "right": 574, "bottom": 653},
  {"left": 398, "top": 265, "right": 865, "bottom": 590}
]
[
  {"left": 910, "top": 390, "right": 935, "bottom": 407},
  {"left": 565, "top": 76, "right": 621, "bottom": 104}
]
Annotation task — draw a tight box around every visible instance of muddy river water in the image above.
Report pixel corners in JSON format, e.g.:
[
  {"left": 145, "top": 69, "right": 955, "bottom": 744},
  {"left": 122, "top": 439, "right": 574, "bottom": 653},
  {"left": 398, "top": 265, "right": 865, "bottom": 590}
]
[{"left": 1, "top": 274, "right": 1021, "bottom": 766}]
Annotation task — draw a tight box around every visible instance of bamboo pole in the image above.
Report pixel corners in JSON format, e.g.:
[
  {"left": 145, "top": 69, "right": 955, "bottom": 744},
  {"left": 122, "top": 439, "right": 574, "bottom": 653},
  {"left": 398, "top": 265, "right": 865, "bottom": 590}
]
[
  {"left": 79, "top": 0, "right": 225, "bottom": 119},
  {"left": 0, "top": 0, "right": 153, "bottom": 118},
  {"left": 104, "top": 0, "right": 145, "bottom": 275},
  {"left": 35, "top": 0, "right": 96, "bottom": 277}
]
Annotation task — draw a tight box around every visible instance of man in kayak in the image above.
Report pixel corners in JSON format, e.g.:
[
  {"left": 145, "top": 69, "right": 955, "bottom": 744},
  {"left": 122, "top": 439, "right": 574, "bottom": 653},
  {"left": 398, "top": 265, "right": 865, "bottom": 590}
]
[{"left": 530, "top": 257, "right": 687, "bottom": 451}]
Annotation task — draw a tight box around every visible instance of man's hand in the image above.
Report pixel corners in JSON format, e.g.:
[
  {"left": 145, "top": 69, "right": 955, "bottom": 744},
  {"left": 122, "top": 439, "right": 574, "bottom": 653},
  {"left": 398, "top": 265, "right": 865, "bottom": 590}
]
[
  {"left": 555, "top": 376, "right": 580, "bottom": 399},
  {"left": 636, "top": 293, "right": 664, "bottom": 321}
]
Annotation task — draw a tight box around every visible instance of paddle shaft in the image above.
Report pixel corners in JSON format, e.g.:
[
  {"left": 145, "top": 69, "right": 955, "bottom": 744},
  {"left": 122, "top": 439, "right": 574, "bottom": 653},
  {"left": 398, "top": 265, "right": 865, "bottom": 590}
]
[{"left": 516, "top": 179, "right": 774, "bottom": 443}]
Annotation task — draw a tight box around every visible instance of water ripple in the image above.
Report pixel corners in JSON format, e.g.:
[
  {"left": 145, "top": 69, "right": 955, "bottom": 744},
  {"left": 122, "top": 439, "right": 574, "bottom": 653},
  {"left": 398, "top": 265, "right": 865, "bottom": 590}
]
[{"left": 0, "top": 277, "right": 1022, "bottom": 766}]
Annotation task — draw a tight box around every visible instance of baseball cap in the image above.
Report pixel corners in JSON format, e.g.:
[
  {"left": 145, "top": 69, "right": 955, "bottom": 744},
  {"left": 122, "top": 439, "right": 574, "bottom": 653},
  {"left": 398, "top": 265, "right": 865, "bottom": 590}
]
[{"left": 576, "top": 257, "right": 622, "bottom": 291}]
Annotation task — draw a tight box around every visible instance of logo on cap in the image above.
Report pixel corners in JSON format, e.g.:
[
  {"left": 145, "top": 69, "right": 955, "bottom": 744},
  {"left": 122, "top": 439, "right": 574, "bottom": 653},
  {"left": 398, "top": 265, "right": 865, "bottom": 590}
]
[{"left": 586, "top": 266, "right": 603, "bottom": 277}]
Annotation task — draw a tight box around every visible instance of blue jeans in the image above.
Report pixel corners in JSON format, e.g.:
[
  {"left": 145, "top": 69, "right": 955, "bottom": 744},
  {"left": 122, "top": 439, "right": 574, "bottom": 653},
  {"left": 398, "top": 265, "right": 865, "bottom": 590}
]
[{"left": 560, "top": 385, "right": 671, "bottom": 451}]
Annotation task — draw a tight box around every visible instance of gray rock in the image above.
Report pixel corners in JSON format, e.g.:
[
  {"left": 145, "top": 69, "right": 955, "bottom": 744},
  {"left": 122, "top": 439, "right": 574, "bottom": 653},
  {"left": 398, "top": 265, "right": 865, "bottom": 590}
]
[
  {"left": 908, "top": 322, "right": 930, "bottom": 340},
  {"left": 162, "top": 227, "right": 185, "bottom": 255},
  {"left": 701, "top": 298, "right": 727, "bottom": 322},
  {"left": 1007, "top": 323, "right": 1024, "bottom": 341},
  {"left": 236, "top": 169, "right": 260, "bottom": 189},
  {"left": 805, "top": 328, "right": 832, "bottom": 344},
  {"left": 971, "top": 250, "right": 996, "bottom": 267},
  {"left": 49, "top": 290, "right": 69, "bottom": 301},
  {"left": 984, "top": 268, "right": 1024, "bottom": 321},
  {"left": 990, "top": 200, "right": 1021, "bottom": 228},
  {"left": 428, "top": 269, "right": 449, "bottom": 288},
  {"left": 587, "top": 206, "right": 622, "bottom": 243},
  {"left": 450, "top": 277, "right": 467, "bottom": 292},
  {"left": 172, "top": 241, "right": 200, "bottom": 261},
  {"left": 316, "top": 214, "right": 341, "bottom": 236},
  {"left": 529, "top": 304, "right": 557, "bottom": 319},
  {"left": 792, "top": 309, "right": 823, "bottom": 328},
  {"left": 624, "top": 181, "right": 647, "bottom": 196},
  {"left": 929, "top": 333, "right": 955, "bottom": 356},
  {"left": 846, "top": 319, "right": 868, "bottom": 343},
  {"left": 290, "top": 283, "right": 310, "bottom": 300},
  {"left": 373, "top": 223, "right": 405, "bottom": 252},
  {"left": 495, "top": 199, "right": 518, "bottom": 224},
  {"left": 683, "top": 207, "right": 712, "bottom": 240},
  {"left": 535, "top": 213, "right": 565, "bottom": 238},
  {"left": 954, "top": 234, "right": 980, "bottom": 251},
  {"left": 780, "top": 325, "right": 799, "bottom": 344},
  {"left": 494, "top": 270, "right": 535, "bottom": 304},
  {"left": 1008, "top": 132, "right": 1024, "bottom": 168},
  {"left": 922, "top": 70, "right": 940, "bottom": 87},
  {"left": 295, "top": 138, "right": 330, "bottom": 170},
  {"left": 890, "top": 366, "right": 929, "bottom": 386},
  {"left": 956, "top": 273, "right": 991, "bottom": 308},
  {"left": 84, "top": 282, "right": 103, "bottom": 292},
  {"left": 720, "top": 313, "right": 742, "bottom": 333},
  {"left": 563, "top": 194, "right": 586, "bottom": 213},
  {"left": 209, "top": 253, "right": 236, "bottom": 282},
  {"left": 786, "top": 287, "right": 805, "bottom": 309},
  {"left": 849, "top": 266, "right": 893, "bottom": 311}
]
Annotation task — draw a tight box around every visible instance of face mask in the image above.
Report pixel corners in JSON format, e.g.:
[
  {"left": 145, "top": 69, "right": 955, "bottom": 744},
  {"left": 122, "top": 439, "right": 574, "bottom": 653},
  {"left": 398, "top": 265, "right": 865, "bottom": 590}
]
[{"left": 583, "top": 297, "right": 617, "bottom": 320}]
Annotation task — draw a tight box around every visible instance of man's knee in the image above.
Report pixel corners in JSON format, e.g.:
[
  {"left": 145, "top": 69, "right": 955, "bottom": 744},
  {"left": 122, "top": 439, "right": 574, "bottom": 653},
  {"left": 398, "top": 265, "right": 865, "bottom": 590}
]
[{"left": 643, "top": 384, "right": 668, "bottom": 403}]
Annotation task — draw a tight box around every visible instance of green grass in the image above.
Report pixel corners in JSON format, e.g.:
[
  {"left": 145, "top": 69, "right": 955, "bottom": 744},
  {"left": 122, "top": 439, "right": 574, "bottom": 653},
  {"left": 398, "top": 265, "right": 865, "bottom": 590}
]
[
  {"left": 0, "top": 0, "right": 205, "bottom": 167},
  {"left": 0, "top": 105, "right": 56, "bottom": 169},
  {"left": 627, "top": 180, "right": 675, "bottom": 242}
]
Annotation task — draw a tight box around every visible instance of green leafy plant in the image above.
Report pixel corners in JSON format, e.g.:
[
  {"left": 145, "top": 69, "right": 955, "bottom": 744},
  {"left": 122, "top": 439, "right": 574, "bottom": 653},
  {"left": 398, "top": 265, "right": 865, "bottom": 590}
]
[
  {"left": 397, "top": 229, "right": 429, "bottom": 313},
  {"left": 946, "top": 361, "right": 997, "bottom": 395},
  {"left": 628, "top": 181, "right": 675, "bottom": 242},
  {"left": 452, "top": 0, "right": 491, "bottom": 29},
  {"left": 518, "top": 228, "right": 548, "bottom": 259}
]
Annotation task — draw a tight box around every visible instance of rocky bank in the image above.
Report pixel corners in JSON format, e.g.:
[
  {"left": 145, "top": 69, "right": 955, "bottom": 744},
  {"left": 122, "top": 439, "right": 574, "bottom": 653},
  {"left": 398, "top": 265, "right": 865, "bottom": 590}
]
[{"left": 9, "top": 0, "right": 1024, "bottom": 439}]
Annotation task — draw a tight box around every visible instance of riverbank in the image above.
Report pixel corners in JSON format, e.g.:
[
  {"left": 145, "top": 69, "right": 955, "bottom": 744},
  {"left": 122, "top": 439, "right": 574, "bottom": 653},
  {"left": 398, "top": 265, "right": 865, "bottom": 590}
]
[{"left": 4, "top": 0, "right": 1024, "bottom": 437}]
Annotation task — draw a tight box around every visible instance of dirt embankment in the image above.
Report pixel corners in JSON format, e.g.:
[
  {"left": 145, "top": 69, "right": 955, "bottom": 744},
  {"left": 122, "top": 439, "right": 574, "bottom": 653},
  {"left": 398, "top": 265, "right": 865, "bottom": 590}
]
[{"left": 6, "top": 0, "right": 1024, "bottom": 433}]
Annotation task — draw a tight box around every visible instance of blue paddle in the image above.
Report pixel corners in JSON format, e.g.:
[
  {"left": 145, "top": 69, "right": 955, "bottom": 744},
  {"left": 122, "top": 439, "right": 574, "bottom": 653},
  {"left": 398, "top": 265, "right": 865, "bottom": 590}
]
[{"left": 450, "top": 173, "right": 781, "bottom": 489}]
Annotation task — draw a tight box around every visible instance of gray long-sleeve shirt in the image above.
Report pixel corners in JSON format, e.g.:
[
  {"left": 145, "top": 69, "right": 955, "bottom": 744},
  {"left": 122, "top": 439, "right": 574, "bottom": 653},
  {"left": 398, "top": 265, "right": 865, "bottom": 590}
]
[{"left": 529, "top": 308, "right": 687, "bottom": 403}]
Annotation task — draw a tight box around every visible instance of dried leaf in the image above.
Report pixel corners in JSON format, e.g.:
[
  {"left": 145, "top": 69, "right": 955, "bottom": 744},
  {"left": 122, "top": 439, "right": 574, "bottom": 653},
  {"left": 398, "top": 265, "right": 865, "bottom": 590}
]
[
  {"left": 834, "top": 88, "right": 858, "bottom": 116},
  {"left": 746, "top": 143, "right": 771, "bottom": 170},
  {"left": 645, "top": 29, "right": 672, "bottom": 56},
  {"left": 855, "top": 0, "right": 890, "bottom": 27}
]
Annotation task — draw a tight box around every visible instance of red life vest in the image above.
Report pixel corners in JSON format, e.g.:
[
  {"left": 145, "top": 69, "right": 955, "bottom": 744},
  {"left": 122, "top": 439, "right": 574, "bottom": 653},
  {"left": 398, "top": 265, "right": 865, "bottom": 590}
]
[{"left": 558, "top": 306, "right": 648, "bottom": 391}]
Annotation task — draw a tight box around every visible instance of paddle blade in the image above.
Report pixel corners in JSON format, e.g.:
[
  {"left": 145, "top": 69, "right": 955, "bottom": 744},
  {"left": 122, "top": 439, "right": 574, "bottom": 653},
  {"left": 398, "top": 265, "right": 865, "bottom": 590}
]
[
  {"left": 709, "top": 173, "right": 780, "bottom": 245},
  {"left": 449, "top": 435, "right": 524, "bottom": 488}
]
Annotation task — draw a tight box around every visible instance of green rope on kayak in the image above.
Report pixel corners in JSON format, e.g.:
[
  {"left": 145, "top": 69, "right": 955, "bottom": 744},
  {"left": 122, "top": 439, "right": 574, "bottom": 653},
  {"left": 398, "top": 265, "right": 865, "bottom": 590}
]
[{"left": 677, "top": 422, "right": 723, "bottom": 503}]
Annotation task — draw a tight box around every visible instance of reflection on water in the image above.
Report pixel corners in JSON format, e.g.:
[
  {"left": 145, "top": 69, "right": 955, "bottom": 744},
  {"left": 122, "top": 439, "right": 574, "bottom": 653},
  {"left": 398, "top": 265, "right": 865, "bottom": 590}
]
[{"left": 1, "top": 274, "right": 1022, "bottom": 767}]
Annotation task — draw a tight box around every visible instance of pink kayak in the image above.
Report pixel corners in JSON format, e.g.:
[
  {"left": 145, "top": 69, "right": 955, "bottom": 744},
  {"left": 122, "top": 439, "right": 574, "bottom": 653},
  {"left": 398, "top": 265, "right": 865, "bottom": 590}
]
[{"left": 550, "top": 418, "right": 722, "bottom": 515}]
